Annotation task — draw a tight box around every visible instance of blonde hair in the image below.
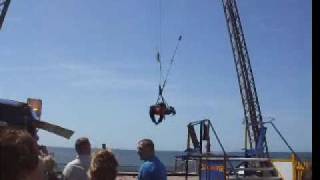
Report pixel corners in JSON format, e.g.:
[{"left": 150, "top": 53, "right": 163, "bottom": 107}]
[
  {"left": 41, "top": 155, "right": 57, "bottom": 173},
  {"left": 0, "top": 128, "right": 39, "bottom": 180},
  {"left": 89, "top": 149, "right": 118, "bottom": 180}
]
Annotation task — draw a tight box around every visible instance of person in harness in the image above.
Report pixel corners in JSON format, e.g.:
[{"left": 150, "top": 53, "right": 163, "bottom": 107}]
[
  {"left": 149, "top": 35, "right": 182, "bottom": 125},
  {"left": 149, "top": 85, "right": 176, "bottom": 125},
  {"left": 149, "top": 102, "right": 176, "bottom": 125}
]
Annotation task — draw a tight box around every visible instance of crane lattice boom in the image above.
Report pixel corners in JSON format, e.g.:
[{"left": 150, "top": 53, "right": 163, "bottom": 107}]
[
  {"left": 221, "top": 0, "right": 266, "bottom": 156},
  {"left": 0, "top": 0, "right": 11, "bottom": 30}
]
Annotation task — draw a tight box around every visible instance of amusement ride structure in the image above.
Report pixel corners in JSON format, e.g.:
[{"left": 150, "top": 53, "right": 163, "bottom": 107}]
[
  {"left": 0, "top": 0, "right": 10, "bottom": 30},
  {"left": 0, "top": 0, "right": 309, "bottom": 179}
]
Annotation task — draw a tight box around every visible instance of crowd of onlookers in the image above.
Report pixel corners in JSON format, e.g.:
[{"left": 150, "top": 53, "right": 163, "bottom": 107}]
[
  {"left": 0, "top": 127, "right": 167, "bottom": 180},
  {"left": 0, "top": 126, "right": 312, "bottom": 180}
]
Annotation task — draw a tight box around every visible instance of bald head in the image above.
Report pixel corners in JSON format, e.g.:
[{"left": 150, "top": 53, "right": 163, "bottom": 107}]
[
  {"left": 139, "top": 139, "right": 154, "bottom": 151},
  {"left": 137, "top": 139, "right": 155, "bottom": 160}
]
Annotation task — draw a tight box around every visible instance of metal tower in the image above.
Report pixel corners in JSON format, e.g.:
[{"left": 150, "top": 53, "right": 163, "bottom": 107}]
[
  {"left": 0, "top": 0, "right": 11, "bottom": 30},
  {"left": 221, "top": 0, "right": 267, "bottom": 157}
]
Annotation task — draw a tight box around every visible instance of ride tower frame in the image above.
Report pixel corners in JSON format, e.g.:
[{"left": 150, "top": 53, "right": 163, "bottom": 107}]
[
  {"left": 221, "top": 0, "right": 268, "bottom": 157},
  {"left": 0, "top": 0, "right": 11, "bottom": 30}
]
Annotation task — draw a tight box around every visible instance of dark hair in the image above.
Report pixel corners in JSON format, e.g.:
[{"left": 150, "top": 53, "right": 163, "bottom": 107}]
[
  {"left": 139, "top": 139, "right": 154, "bottom": 151},
  {"left": 89, "top": 150, "right": 118, "bottom": 180},
  {"left": 0, "top": 128, "right": 40, "bottom": 180},
  {"left": 75, "top": 137, "right": 90, "bottom": 154}
]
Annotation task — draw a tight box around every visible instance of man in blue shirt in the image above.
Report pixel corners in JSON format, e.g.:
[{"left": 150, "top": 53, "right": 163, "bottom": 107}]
[{"left": 137, "top": 139, "right": 167, "bottom": 180}]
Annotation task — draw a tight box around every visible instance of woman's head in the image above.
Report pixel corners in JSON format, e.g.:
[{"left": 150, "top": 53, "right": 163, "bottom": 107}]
[
  {"left": 42, "top": 155, "right": 57, "bottom": 173},
  {"left": 0, "top": 128, "right": 44, "bottom": 180},
  {"left": 89, "top": 149, "right": 119, "bottom": 180}
]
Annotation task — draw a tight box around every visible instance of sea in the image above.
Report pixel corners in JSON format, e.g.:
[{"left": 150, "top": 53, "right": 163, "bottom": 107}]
[{"left": 47, "top": 146, "right": 312, "bottom": 172}]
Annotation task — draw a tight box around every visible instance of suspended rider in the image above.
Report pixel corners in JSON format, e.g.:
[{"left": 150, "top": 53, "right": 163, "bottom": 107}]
[{"left": 149, "top": 35, "right": 182, "bottom": 125}]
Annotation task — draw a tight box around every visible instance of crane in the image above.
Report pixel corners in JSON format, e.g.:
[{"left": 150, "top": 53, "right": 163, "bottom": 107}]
[
  {"left": 0, "top": 0, "right": 11, "bottom": 30},
  {"left": 221, "top": 0, "right": 268, "bottom": 158}
]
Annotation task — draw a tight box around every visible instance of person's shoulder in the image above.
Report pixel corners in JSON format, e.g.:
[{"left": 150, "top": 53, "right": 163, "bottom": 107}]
[
  {"left": 68, "top": 158, "right": 81, "bottom": 165},
  {"left": 154, "top": 156, "right": 164, "bottom": 164},
  {"left": 139, "top": 161, "right": 155, "bottom": 179},
  {"left": 141, "top": 161, "right": 155, "bottom": 170},
  {"left": 64, "top": 159, "right": 72, "bottom": 166},
  {"left": 154, "top": 157, "right": 166, "bottom": 170},
  {"left": 63, "top": 158, "right": 80, "bottom": 171},
  {"left": 63, "top": 162, "right": 87, "bottom": 178},
  {"left": 142, "top": 161, "right": 154, "bottom": 167}
]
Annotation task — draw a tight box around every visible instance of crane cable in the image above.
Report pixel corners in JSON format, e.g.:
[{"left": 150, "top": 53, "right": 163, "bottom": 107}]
[
  {"left": 161, "top": 35, "right": 182, "bottom": 91},
  {"left": 157, "top": 0, "right": 163, "bottom": 87},
  {"left": 149, "top": 0, "right": 182, "bottom": 125},
  {"left": 155, "top": 0, "right": 182, "bottom": 104},
  {"left": 156, "top": 35, "right": 182, "bottom": 104}
]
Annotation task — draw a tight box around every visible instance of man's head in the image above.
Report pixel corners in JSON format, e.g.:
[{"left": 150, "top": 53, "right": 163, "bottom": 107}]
[
  {"left": 137, "top": 139, "right": 155, "bottom": 160},
  {"left": 75, "top": 137, "right": 91, "bottom": 155}
]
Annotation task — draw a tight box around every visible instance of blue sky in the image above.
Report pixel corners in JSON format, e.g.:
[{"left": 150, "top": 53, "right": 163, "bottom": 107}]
[{"left": 0, "top": 0, "right": 311, "bottom": 152}]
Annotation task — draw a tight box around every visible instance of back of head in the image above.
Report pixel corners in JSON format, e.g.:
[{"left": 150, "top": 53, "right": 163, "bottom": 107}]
[
  {"left": 139, "top": 139, "right": 155, "bottom": 152},
  {"left": 89, "top": 149, "right": 119, "bottom": 180},
  {"left": 137, "top": 139, "right": 155, "bottom": 160},
  {"left": 75, "top": 137, "right": 91, "bottom": 155},
  {"left": 0, "top": 128, "right": 40, "bottom": 180}
]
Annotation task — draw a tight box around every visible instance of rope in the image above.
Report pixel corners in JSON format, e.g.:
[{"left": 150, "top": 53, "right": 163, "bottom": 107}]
[
  {"left": 159, "top": 0, "right": 162, "bottom": 54},
  {"left": 157, "top": 52, "right": 163, "bottom": 85},
  {"left": 157, "top": 0, "right": 164, "bottom": 88},
  {"left": 155, "top": 1, "right": 183, "bottom": 105},
  {"left": 161, "top": 35, "right": 182, "bottom": 90}
]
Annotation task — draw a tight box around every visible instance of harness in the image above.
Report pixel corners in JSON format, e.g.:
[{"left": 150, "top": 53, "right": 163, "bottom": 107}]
[{"left": 149, "top": 35, "right": 182, "bottom": 125}]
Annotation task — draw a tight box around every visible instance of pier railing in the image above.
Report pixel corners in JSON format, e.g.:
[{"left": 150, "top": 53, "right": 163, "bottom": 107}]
[{"left": 292, "top": 154, "right": 312, "bottom": 180}]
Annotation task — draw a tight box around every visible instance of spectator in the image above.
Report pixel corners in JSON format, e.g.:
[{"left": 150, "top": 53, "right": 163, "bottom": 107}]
[
  {"left": 137, "top": 139, "right": 167, "bottom": 180},
  {"left": 39, "top": 145, "right": 49, "bottom": 157},
  {"left": 63, "top": 137, "right": 91, "bottom": 180},
  {"left": 88, "top": 149, "right": 119, "bottom": 180},
  {"left": 0, "top": 128, "right": 45, "bottom": 180},
  {"left": 42, "top": 155, "right": 59, "bottom": 180}
]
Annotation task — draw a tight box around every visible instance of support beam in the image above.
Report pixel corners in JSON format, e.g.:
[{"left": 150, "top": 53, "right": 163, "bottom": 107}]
[
  {"left": 0, "top": 0, "right": 11, "bottom": 30},
  {"left": 221, "top": 0, "right": 267, "bottom": 156}
]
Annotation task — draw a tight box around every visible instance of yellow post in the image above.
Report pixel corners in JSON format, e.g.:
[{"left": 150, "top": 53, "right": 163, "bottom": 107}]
[
  {"left": 291, "top": 154, "right": 297, "bottom": 180},
  {"left": 292, "top": 153, "right": 310, "bottom": 180}
]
